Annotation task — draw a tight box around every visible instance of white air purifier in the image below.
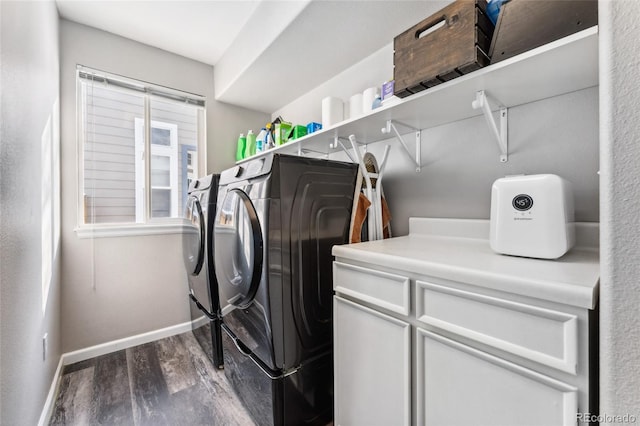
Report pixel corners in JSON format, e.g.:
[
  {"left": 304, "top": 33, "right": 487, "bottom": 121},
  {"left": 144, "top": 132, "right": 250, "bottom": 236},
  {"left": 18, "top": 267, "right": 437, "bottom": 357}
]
[{"left": 490, "top": 174, "right": 575, "bottom": 259}]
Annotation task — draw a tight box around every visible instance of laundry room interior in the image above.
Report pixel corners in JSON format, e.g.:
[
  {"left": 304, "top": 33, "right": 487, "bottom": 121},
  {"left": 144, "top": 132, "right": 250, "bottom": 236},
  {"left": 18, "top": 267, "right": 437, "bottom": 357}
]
[{"left": 1, "top": 0, "right": 639, "bottom": 425}]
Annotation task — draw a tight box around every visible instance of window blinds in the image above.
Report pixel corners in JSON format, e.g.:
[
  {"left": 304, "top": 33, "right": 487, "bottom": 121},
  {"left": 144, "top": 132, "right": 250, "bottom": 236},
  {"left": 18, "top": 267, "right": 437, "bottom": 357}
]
[{"left": 77, "top": 65, "right": 205, "bottom": 107}]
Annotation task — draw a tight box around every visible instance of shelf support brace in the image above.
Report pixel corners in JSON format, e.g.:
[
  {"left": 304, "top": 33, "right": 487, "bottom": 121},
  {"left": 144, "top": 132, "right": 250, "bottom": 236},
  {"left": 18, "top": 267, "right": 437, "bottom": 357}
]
[
  {"left": 472, "top": 90, "right": 509, "bottom": 163},
  {"left": 335, "top": 137, "right": 356, "bottom": 163},
  {"left": 382, "top": 120, "right": 421, "bottom": 172}
]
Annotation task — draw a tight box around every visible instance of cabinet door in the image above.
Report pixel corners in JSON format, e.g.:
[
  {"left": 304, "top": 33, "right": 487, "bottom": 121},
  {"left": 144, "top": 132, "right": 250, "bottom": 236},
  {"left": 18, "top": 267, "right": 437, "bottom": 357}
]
[
  {"left": 416, "top": 328, "right": 578, "bottom": 426},
  {"left": 334, "top": 296, "right": 411, "bottom": 426}
]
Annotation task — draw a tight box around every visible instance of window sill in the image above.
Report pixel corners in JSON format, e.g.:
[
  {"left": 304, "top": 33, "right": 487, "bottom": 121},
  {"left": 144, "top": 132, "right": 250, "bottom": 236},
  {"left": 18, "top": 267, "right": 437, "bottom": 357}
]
[{"left": 75, "top": 222, "right": 189, "bottom": 239}]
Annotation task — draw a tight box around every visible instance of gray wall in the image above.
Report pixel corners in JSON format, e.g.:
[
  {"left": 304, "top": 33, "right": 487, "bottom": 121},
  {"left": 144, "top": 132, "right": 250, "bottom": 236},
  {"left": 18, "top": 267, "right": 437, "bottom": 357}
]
[
  {"left": 401, "top": 86, "right": 598, "bottom": 231},
  {"left": 277, "top": 37, "right": 599, "bottom": 235},
  {"left": 208, "top": 99, "right": 269, "bottom": 173},
  {"left": 599, "top": 0, "right": 640, "bottom": 417},
  {"left": 0, "top": 1, "right": 61, "bottom": 425},
  {"left": 329, "top": 87, "right": 599, "bottom": 236},
  {"left": 60, "top": 20, "right": 268, "bottom": 352}
]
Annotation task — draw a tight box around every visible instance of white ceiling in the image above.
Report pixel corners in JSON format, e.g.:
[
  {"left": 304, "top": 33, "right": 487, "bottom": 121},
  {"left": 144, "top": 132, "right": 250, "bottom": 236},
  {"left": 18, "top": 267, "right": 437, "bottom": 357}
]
[
  {"left": 215, "top": 0, "right": 447, "bottom": 113},
  {"left": 56, "top": 0, "right": 449, "bottom": 113},
  {"left": 55, "top": 0, "right": 262, "bottom": 65}
]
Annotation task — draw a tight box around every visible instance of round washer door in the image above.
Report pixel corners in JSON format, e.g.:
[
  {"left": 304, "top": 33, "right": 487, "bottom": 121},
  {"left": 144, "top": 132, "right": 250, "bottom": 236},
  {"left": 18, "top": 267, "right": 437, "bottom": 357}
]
[
  {"left": 183, "top": 195, "right": 205, "bottom": 276},
  {"left": 214, "top": 188, "right": 263, "bottom": 309}
]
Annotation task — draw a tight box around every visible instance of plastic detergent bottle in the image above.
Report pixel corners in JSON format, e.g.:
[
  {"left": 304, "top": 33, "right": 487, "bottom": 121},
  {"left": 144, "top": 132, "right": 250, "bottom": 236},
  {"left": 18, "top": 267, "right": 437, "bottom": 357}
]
[
  {"left": 256, "top": 128, "right": 267, "bottom": 152},
  {"left": 236, "top": 133, "right": 246, "bottom": 161},
  {"left": 265, "top": 122, "right": 276, "bottom": 150},
  {"left": 265, "top": 130, "right": 274, "bottom": 150},
  {"left": 245, "top": 130, "right": 257, "bottom": 158},
  {"left": 372, "top": 95, "right": 382, "bottom": 109}
]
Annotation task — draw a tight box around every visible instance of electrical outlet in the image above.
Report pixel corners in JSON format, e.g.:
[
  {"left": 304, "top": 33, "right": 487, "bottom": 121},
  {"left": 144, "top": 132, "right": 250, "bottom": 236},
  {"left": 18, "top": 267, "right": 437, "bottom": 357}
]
[{"left": 43, "top": 333, "right": 48, "bottom": 361}]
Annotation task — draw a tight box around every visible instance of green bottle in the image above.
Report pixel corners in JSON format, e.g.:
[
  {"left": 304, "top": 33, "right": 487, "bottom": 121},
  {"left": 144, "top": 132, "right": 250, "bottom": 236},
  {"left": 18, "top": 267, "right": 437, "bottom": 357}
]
[
  {"left": 245, "top": 130, "right": 257, "bottom": 158},
  {"left": 236, "top": 133, "right": 246, "bottom": 161}
]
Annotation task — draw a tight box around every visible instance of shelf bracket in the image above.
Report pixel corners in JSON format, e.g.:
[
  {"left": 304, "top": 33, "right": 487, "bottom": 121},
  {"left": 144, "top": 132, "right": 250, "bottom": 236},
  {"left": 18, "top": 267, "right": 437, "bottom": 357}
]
[
  {"left": 335, "top": 137, "right": 356, "bottom": 163},
  {"left": 299, "top": 148, "right": 329, "bottom": 157},
  {"left": 334, "top": 136, "right": 367, "bottom": 164},
  {"left": 381, "top": 120, "right": 421, "bottom": 172},
  {"left": 472, "top": 90, "right": 509, "bottom": 163}
]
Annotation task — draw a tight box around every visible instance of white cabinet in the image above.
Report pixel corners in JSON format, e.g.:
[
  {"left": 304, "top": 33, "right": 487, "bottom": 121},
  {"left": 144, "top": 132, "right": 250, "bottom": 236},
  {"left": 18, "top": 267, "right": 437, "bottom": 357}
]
[
  {"left": 416, "top": 328, "right": 578, "bottom": 426},
  {"left": 334, "top": 296, "right": 411, "bottom": 426},
  {"left": 332, "top": 219, "right": 599, "bottom": 426}
]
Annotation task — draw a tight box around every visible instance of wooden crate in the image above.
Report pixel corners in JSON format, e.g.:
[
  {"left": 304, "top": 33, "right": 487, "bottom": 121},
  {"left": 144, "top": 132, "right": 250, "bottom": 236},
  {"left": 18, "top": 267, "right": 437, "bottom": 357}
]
[
  {"left": 489, "top": 0, "right": 598, "bottom": 64},
  {"left": 393, "top": 0, "right": 494, "bottom": 98}
]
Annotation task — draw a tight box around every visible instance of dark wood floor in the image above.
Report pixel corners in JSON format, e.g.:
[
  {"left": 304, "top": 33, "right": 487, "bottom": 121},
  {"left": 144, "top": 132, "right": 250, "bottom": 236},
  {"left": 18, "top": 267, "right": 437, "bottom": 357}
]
[{"left": 49, "top": 331, "right": 256, "bottom": 426}]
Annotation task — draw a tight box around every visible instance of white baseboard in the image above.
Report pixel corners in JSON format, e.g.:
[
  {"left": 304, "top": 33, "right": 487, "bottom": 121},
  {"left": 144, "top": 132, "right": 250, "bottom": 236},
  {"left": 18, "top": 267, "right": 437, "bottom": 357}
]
[
  {"left": 37, "top": 356, "right": 65, "bottom": 426},
  {"left": 62, "top": 320, "right": 192, "bottom": 365},
  {"left": 38, "top": 320, "right": 193, "bottom": 425}
]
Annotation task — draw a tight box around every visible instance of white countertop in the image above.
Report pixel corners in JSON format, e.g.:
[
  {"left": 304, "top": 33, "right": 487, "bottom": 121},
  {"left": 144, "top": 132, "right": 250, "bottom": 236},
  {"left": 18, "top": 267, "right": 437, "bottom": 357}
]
[{"left": 332, "top": 218, "right": 600, "bottom": 310}]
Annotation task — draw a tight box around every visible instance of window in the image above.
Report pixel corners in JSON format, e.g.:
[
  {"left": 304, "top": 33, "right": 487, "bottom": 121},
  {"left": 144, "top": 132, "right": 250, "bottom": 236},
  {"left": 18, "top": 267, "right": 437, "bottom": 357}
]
[
  {"left": 76, "top": 66, "right": 206, "bottom": 236},
  {"left": 134, "top": 119, "right": 178, "bottom": 220}
]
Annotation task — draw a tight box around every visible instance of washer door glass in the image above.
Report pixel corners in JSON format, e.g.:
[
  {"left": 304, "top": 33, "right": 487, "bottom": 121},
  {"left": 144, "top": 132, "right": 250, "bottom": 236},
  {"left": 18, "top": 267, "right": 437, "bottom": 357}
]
[
  {"left": 183, "top": 195, "right": 205, "bottom": 276},
  {"left": 214, "top": 188, "right": 263, "bottom": 310}
]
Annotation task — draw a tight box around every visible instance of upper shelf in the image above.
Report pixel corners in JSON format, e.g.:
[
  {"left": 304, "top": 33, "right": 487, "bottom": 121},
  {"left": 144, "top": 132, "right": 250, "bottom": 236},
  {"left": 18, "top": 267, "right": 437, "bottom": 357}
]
[{"left": 238, "top": 26, "right": 599, "bottom": 163}]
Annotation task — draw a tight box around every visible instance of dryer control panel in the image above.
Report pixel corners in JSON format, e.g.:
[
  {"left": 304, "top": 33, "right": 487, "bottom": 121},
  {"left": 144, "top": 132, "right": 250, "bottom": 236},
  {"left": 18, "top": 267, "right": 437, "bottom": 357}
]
[{"left": 222, "top": 155, "right": 271, "bottom": 185}]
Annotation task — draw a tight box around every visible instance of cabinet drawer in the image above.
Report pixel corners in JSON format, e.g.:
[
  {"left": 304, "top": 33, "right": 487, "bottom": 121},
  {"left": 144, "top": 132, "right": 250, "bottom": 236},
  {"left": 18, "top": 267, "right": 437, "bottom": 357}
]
[
  {"left": 333, "top": 262, "right": 410, "bottom": 315},
  {"left": 416, "top": 280, "right": 578, "bottom": 374}
]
